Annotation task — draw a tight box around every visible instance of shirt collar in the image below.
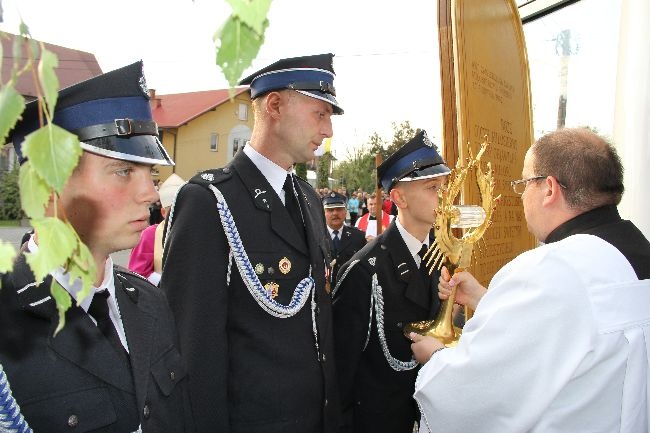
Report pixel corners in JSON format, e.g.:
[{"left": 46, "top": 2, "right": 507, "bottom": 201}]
[
  {"left": 243, "top": 144, "right": 292, "bottom": 201},
  {"left": 327, "top": 225, "right": 344, "bottom": 237},
  {"left": 28, "top": 236, "right": 115, "bottom": 312},
  {"left": 395, "top": 218, "right": 429, "bottom": 264}
]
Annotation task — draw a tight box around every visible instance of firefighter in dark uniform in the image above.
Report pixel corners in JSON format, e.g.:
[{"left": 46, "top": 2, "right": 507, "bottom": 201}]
[
  {"left": 332, "top": 131, "right": 451, "bottom": 433},
  {"left": 323, "top": 192, "right": 366, "bottom": 288},
  {"left": 161, "top": 54, "right": 343, "bottom": 433},
  {"left": 0, "top": 62, "right": 193, "bottom": 432}
]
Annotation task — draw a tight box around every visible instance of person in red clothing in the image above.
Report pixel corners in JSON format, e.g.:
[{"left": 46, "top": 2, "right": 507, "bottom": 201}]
[{"left": 355, "top": 193, "right": 393, "bottom": 241}]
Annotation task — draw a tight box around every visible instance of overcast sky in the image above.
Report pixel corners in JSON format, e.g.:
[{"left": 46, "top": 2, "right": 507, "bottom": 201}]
[{"left": 0, "top": 0, "right": 443, "bottom": 159}]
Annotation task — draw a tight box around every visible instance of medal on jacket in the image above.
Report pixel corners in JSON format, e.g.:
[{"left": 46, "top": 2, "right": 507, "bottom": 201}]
[
  {"left": 264, "top": 281, "right": 279, "bottom": 299},
  {"left": 279, "top": 257, "right": 291, "bottom": 274}
]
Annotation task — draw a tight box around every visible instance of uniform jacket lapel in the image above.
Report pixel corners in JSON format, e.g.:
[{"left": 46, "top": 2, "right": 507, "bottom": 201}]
[
  {"left": 231, "top": 153, "right": 308, "bottom": 254},
  {"left": 11, "top": 257, "right": 135, "bottom": 394},
  {"left": 114, "top": 272, "right": 154, "bottom": 411},
  {"left": 381, "top": 223, "right": 431, "bottom": 309}
]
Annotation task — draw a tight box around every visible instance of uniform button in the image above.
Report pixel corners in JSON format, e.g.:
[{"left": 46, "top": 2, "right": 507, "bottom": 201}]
[
  {"left": 321, "top": 354, "right": 327, "bottom": 362},
  {"left": 324, "top": 398, "right": 328, "bottom": 407},
  {"left": 396, "top": 322, "right": 403, "bottom": 329},
  {"left": 68, "top": 414, "right": 79, "bottom": 428},
  {"left": 170, "top": 371, "right": 175, "bottom": 381},
  {"left": 143, "top": 404, "right": 151, "bottom": 419},
  {"left": 223, "top": 167, "right": 230, "bottom": 173}
]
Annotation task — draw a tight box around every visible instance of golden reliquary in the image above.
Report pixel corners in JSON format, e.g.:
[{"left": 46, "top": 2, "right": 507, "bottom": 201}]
[{"left": 403, "top": 137, "right": 500, "bottom": 346}]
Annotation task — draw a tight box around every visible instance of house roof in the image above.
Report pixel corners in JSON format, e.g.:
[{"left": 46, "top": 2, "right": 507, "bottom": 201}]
[
  {"left": 1, "top": 32, "right": 102, "bottom": 99},
  {"left": 151, "top": 88, "right": 250, "bottom": 128}
]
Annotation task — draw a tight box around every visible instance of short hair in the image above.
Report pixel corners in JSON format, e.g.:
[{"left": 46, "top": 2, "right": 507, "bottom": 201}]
[{"left": 532, "top": 128, "right": 624, "bottom": 211}]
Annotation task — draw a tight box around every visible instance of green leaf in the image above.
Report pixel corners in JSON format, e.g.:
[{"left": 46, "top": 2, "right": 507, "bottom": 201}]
[
  {"left": 225, "top": 0, "right": 272, "bottom": 35},
  {"left": 19, "top": 161, "right": 51, "bottom": 219},
  {"left": 215, "top": 16, "right": 268, "bottom": 88},
  {"left": 0, "top": 85, "right": 25, "bottom": 146},
  {"left": 0, "top": 241, "right": 17, "bottom": 273},
  {"left": 25, "top": 217, "right": 77, "bottom": 282},
  {"left": 38, "top": 49, "right": 59, "bottom": 115},
  {"left": 50, "top": 279, "right": 72, "bottom": 335},
  {"left": 66, "top": 237, "right": 96, "bottom": 306},
  {"left": 21, "top": 124, "right": 81, "bottom": 193}
]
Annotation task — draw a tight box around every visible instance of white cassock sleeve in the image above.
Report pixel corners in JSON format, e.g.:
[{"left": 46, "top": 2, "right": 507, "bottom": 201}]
[{"left": 414, "top": 244, "right": 597, "bottom": 433}]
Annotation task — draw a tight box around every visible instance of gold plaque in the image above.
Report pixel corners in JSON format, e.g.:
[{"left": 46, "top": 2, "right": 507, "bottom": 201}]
[{"left": 439, "top": 0, "right": 537, "bottom": 289}]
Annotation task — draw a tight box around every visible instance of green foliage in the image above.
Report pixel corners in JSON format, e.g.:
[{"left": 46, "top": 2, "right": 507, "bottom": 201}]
[
  {"left": 50, "top": 280, "right": 72, "bottom": 335},
  {"left": 215, "top": 0, "right": 271, "bottom": 89},
  {"left": 332, "top": 121, "right": 422, "bottom": 192},
  {"left": 317, "top": 152, "right": 333, "bottom": 188},
  {"left": 0, "top": 241, "right": 17, "bottom": 273},
  {"left": 19, "top": 161, "right": 50, "bottom": 219},
  {"left": 38, "top": 49, "right": 59, "bottom": 115},
  {"left": 0, "top": 165, "right": 22, "bottom": 220},
  {"left": 25, "top": 217, "right": 77, "bottom": 283},
  {"left": 0, "top": 86, "right": 25, "bottom": 144},
  {"left": 22, "top": 124, "right": 81, "bottom": 194},
  {"left": 294, "top": 162, "right": 307, "bottom": 180}
]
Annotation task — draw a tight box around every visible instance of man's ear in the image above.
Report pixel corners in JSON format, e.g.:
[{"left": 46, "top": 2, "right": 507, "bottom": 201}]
[
  {"left": 542, "top": 176, "right": 563, "bottom": 207},
  {"left": 265, "top": 91, "right": 283, "bottom": 118},
  {"left": 390, "top": 187, "right": 406, "bottom": 209}
]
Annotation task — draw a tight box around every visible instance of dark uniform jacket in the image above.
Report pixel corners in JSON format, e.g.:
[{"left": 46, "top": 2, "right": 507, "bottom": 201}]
[
  {"left": 545, "top": 205, "right": 650, "bottom": 279},
  {"left": 332, "top": 221, "right": 441, "bottom": 433},
  {"left": 329, "top": 225, "right": 366, "bottom": 288},
  {"left": 0, "top": 255, "right": 193, "bottom": 433},
  {"left": 161, "top": 151, "right": 339, "bottom": 433}
]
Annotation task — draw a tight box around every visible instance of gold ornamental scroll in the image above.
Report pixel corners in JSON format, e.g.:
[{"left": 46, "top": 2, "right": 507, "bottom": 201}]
[{"left": 438, "top": 0, "right": 537, "bottom": 290}]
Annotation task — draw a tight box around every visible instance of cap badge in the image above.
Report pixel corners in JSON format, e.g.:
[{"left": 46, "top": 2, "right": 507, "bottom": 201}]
[
  {"left": 279, "top": 257, "right": 291, "bottom": 274},
  {"left": 254, "top": 263, "right": 265, "bottom": 275},
  {"left": 139, "top": 65, "right": 149, "bottom": 97},
  {"left": 422, "top": 131, "right": 433, "bottom": 148},
  {"left": 264, "top": 281, "right": 279, "bottom": 299}
]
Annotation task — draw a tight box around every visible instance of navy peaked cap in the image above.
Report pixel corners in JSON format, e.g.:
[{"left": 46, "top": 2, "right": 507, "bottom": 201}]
[
  {"left": 377, "top": 130, "right": 450, "bottom": 192},
  {"left": 322, "top": 192, "right": 347, "bottom": 208},
  {"left": 239, "top": 53, "right": 343, "bottom": 114},
  {"left": 11, "top": 61, "right": 173, "bottom": 166}
]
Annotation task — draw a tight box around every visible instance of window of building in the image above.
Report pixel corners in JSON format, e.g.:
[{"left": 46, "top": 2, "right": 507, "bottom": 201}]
[
  {"left": 210, "top": 133, "right": 219, "bottom": 152},
  {"left": 238, "top": 103, "right": 248, "bottom": 121},
  {"left": 522, "top": 0, "right": 621, "bottom": 138}
]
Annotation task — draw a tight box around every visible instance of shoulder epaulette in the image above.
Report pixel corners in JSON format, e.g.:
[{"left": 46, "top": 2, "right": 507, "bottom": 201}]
[
  {"left": 114, "top": 265, "right": 149, "bottom": 283},
  {"left": 190, "top": 166, "right": 233, "bottom": 187}
]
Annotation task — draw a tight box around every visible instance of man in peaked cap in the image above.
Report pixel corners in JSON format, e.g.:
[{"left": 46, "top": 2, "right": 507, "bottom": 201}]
[
  {"left": 332, "top": 130, "right": 450, "bottom": 433},
  {"left": 323, "top": 192, "right": 366, "bottom": 288},
  {"left": 161, "top": 53, "right": 343, "bottom": 432},
  {"left": 0, "top": 62, "right": 193, "bottom": 432}
]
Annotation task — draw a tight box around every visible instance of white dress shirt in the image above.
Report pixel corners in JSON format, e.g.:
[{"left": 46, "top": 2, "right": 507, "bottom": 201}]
[{"left": 243, "top": 144, "right": 292, "bottom": 205}]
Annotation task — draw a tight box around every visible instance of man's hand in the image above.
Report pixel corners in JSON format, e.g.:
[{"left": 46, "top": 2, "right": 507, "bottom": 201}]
[
  {"left": 438, "top": 266, "right": 487, "bottom": 311},
  {"left": 409, "top": 332, "right": 445, "bottom": 364}
]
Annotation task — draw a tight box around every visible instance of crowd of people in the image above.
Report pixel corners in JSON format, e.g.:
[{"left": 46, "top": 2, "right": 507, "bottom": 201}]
[{"left": 0, "top": 53, "right": 649, "bottom": 433}]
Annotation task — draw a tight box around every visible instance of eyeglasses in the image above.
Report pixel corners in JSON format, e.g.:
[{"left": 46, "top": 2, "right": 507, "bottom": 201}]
[{"left": 511, "top": 175, "right": 567, "bottom": 195}]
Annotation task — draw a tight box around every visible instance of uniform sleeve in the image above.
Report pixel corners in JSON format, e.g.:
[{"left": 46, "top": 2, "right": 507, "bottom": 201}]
[
  {"left": 332, "top": 260, "right": 373, "bottom": 421},
  {"left": 414, "top": 252, "right": 595, "bottom": 433},
  {"left": 160, "top": 183, "right": 230, "bottom": 432}
]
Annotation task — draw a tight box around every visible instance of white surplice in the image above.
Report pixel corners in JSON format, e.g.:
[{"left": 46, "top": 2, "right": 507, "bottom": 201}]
[{"left": 415, "top": 234, "right": 650, "bottom": 433}]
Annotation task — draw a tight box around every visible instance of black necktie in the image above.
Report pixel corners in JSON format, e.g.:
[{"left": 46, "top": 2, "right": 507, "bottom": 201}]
[
  {"left": 418, "top": 244, "right": 430, "bottom": 283},
  {"left": 88, "top": 290, "right": 129, "bottom": 360},
  {"left": 283, "top": 174, "right": 306, "bottom": 242},
  {"left": 332, "top": 230, "right": 341, "bottom": 255}
]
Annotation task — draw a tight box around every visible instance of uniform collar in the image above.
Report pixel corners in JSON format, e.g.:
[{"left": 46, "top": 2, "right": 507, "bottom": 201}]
[
  {"left": 395, "top": 218, "right": 429, "bottom": 265},
  {"left": 243, "top": 144, "right": 292, "bottom": 201},
  {"left": 28, "top": 236, "right": 116, "bottom": 312},
  {"left": 327, "top": 224, "right": 345, "bottom": 238}
]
